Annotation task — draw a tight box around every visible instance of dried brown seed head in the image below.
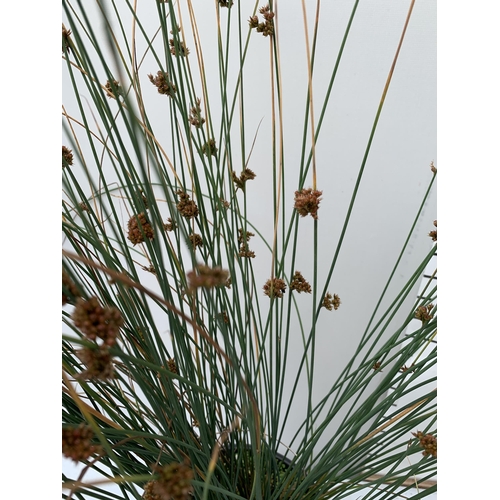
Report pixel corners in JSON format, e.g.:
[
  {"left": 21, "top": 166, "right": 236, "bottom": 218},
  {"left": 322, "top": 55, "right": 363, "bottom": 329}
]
[
  {"left": 148, "top": 71, "right": 177, "bottom": 97},
  {"left": 415, "top": 303, "right": 435, "bottom": 323},
  {"left": 322, "top": 292, "right": 341, "bottom": 311},
  {"left": 169, "top": 38, "right": 190, "bottom": 57},
  {"left": 263, "top": 278, "right": 287, "bottom": 299},
  {"left": 62, "top": 24, "right": 72, "bottom": 54},
  {"left": 127, "top": 212, "right": 155, "bottom": 245},
  {"left": 188, "top": 233, "right": 203, "bottom": 249},
  {"left": 62, "top": 269, "right": 80, "bottom": 306},
  {"left": 290, "top": 271, "right": 312, "bottom": 294},
  {"left": 249, "top": 16, "right": 259, "bottom": 29},
  {"left": 62, "top": 146, "right": 73, "bottom": 168},
  {"left": 188, "top": 98, "right": 205, "bottom": 128},
  {"left": 163, "top": 217, "right": 177, "bottom": 232},
  {"left": 412, "top": 431, "right": 437, "bottom": 458},
  {"left": 71, "top": 297, "right": 123, "bottom": 346},
  {"left": 167, "top": 358, "right": 178, "bottom": 374},
  {"left": 104, "top": 79, "right": 121, "bottom": 99},
  {"left": 76, "top": 347, "right": 116, "bottom": 381},
  {"left": 294, "top": 188, "right": 323, "bottom": 220},
  {"left": 150, "top": 462, "right": 194, "bottom": 500},
  {"left": 187, "top": 265, "right": 229, "bottom": 290},
  {"left": 62, "top": 424, "right": 102, "bottom": 463},
  {"left": 202, "top": 139, "right": 218, "bottom": 157},
  {"left": 176, "top": 190, "right": 199, "bottom": 219}
]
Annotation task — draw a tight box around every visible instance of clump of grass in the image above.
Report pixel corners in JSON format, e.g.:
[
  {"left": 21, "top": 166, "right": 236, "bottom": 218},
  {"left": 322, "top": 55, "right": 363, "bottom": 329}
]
[{"left": 62, "top": 1, "right": 436, "bottom": 498}]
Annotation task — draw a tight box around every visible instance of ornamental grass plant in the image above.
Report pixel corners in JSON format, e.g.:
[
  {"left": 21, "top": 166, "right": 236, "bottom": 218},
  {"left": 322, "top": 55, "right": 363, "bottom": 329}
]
[{"left": 62, "top": 1, "right": 437, "bottom": 499}]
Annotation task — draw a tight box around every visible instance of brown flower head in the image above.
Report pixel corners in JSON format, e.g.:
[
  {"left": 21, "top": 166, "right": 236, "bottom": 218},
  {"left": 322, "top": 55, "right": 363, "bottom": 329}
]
[
  {"left": 240, "top": 168, "right": 256, "bottom": 182},
  {"left": 62, "top": 146, "right": 74, "bottom": 168},
  {"left": 202, "top": 139, "right": 217, "bottom": 157},
  {"left": 232, "top": 168, "right": 256, "bottom": 191},
  {"left": 219, "top": 0, "right": 233, "bottom": 7},
  {"left": 294, "top": 188, "right": 323, "bottom": 220},
  {"left": 188, "top": 233, "right": 203, "bottom": 249},
  {"left": 188, "top": 98, "right": 205, "bottom": 128},
  {"left": 412, "top": 431, "right": 437, "bottom": 458},
  {"left": 105, "top": 79, "right": 122, "bottom": 99},
  {"left": 142, "top": 481, "right": 163, "bottom": 500},
  {"left": 176, "top": 190, "right": 199, "bottom": 219},
  {"left": 62, "top": 24, "right": 72, "bottom": 54},
  {"left": 62, "top": 423, "right": 102, "bottom": 463},
  {"left": 289, "top": 271, "right": 312, "bottom": 294},
  {"left": 414, "top": 303, "right": 435, "bottom": 323},
  {"left": 187, "top": 265, "right": 229, "bottom": 290},
  {"left": 322, "top": 292, "right": 341, "bottom": 311},
  {"left": 62, "top": 270, "right": 81, "bottom": 306},
  {"left": 76, "top": 346, "right": 115, "bottom": 381},
  {"left": 169, "top": 38, "right": 190, "bottom": 57},
  {"left": 127, "top": 212, "right": 155, "bottom": 245},
  {"left": 216, "top": 198, "right": 230, "bottom": 211},
  {"left": 429, "top": 220, "right": 437, "bottom": 242},
  {"left": 148, "top": 71, "right": 177, "bottom": 97},
  {"left": 250, "top": 5, "right": 274, "bottom": 36},
  {"left": 248, "top": 16, "right": 259, "bottom": 29},
  {"left": 149, "top": 462, "right": 194, "bottom": 500},
  {"left": 143, "top": 264, "right": 156, "bottom": 275},
  {"left": 71, "top": 297, "right": 123, "bottom": 346},
  {"left": 167, "top": 358, "right": 178, "bottom": 374},
  {"left": 238, "top": 228, "right": 256, "bottom": 258},
  {"left": 163, "top": 217, "right": 177, "bottom": 232},
  {"left": 263, "top": 278, "right": 286, "bottom": 299},
  {"left": 430, "top": 161, "right": 437, "bottom": 174}
]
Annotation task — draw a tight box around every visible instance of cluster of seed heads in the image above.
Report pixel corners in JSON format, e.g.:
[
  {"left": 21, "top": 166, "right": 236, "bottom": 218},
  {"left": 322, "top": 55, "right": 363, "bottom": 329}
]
[
  {"left": 169, "top": 37, "right": 189, "bottom": 57},
  {"left": 105, "top": 79, "right": 122, "bottom": 99},
  {"left": 238, "top": 228, "right": 256, "bottom": 258},
  {"left": 415, "top": 303, "right": 435, "bottom": 323},
  {"left": 187, "top": 265, "right": 229, "bottom": 291},
  {"left": 294, "top": 188, "right": 323, "bottom": 220},
  {"left": 127, "top": 212, "right": 155, "bottom": 245},
  {"left": 62, "top": 423, "right": 102, "bottom": 463},
  {"left": 322, "top": 293, "right": 341, "bottom": 311},
  {"left": 72, "top": 297, "right": 123, "bottom": 347},
  {"left": 62, "top": 269, "right": 80, "bottom": 305},
  {"left": 148, "top": 70, "right": 177, "bottom": 97},
  {"left": 263, "top": 278, "right": 287, "bottom": 299},
  {"left": 202, "top": 139, "right": 218, "bottom": 157},
  {"left": 289, "top": 271, "right": 311, "bottom": 294},
  {"left": 232, "top": 168, "right": 256, "bottom": 191},
  {"left": 188, "top": 98, "right": 205, "bottom": 128},
  {"left": 62, "top": 146, "right": 73, "bottom": 168},
  {"left": 70, "top": 296, "right": 124, "bottom": 381},
  {"left": 412, "top": 431, "right": 437, "bottom": 458},
  {"left": 176, "top": 190, "right": 199, "bottom": 219},
  {"left": 429, "top": 220, "right": 437, "bottom": 242},
  {"left": 144, "top": 462, "right": 194, "bottom": 500},
  {"left": 249, "top": 5, "right": 275, "bottom": 37}
]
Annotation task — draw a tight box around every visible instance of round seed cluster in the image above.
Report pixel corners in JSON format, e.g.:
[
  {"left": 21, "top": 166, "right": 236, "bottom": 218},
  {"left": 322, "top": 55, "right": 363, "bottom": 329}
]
[
  {"left": 263, "top": 278, "right": 287, "bottom": 299},
  {"left": 127, "top": 212, "right": 155, "bottom": 245},
  {"left": 71, "top": 297, "right": 123, "bottom": 347},
  {"left": 62, "top": 423, "right": 102, "bottom": 463}
]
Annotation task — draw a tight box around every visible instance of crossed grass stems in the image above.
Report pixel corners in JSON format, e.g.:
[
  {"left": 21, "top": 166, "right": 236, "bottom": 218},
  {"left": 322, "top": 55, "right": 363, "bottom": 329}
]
[{"left": 62, "top": 0, "right": 436, "bottom": 499}]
